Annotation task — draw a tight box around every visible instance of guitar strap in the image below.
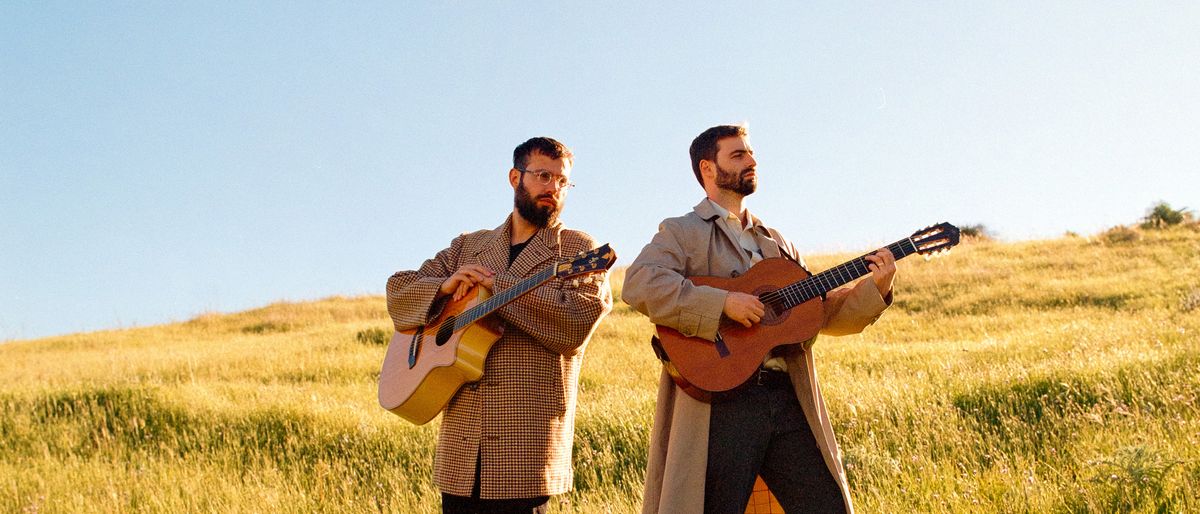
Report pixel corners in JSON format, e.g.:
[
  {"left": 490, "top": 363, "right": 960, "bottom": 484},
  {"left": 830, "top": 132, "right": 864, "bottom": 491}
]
[{"left": 650, "top": 334, "right": 669, "bottom": 361}]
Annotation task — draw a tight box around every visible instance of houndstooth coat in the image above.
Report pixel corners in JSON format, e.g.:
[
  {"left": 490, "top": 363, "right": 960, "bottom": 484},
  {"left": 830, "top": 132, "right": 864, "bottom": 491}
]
[{"left": 386, "top": 215, "right": 613, "bottom": 499}]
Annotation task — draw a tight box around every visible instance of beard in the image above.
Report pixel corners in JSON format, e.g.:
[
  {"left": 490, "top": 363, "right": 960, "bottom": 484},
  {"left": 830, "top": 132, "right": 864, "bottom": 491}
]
[
  {"left": 715, "top": 163, "right": 757, "bottom": 196},
  {"left": 514, "top": 181, "right": 561, "bottom": 228}
]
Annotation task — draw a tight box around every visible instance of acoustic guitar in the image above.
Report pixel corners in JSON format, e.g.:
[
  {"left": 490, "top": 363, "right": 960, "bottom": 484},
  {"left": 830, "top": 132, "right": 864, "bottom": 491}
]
[
  {"left": 378, "top": 244, "right": 617, "bottom": 425},
  {"left": 655, "top": 223, "right": 959, "bottom": 398}
]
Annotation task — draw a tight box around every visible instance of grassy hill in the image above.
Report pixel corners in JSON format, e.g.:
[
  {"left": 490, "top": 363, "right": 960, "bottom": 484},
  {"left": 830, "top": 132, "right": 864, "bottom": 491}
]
[{"left": 3, "top": 227, "right": 1198, "bottom": 513}]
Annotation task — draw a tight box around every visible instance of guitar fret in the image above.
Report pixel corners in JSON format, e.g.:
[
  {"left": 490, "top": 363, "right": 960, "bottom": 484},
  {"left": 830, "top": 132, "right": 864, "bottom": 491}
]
[
  {"left": 784, "top": 239, "right": 899, "bottom": 310},
  {"left": 760, "top": 232, "right": 946, "bottom": 314},
  {"left": 455, "top": 265, "right": 556, "bottom": 330},
  {"left": 800, "top": 282, "right": 816, "bottom": 303}
]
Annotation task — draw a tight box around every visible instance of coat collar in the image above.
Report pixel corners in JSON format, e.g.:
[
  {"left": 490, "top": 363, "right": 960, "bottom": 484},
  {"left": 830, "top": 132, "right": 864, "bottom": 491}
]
[
  {"left": 472, "top": 214, "right": 562, "bottom": 276},
  {"left": 692, "top": 197, "right": 722, "bottom": 222},
  {"left": 693, "top": 198, "right": 767, "bottom": 231},
  {"left": 692, "top": 198, "right": 785, "bottom": 260}
]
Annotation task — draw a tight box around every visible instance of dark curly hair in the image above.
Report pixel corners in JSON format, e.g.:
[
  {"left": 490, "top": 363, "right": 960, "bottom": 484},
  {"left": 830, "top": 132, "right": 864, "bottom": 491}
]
[{"left": 513, "top": 137, "right": 574, "bottom": 170}]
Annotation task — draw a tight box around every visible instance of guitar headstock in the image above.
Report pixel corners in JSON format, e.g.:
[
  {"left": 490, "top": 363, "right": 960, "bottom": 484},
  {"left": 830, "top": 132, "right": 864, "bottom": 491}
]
[
  {"left": 910, "top": 222, "right": 960, "bottom": 258},
  {"left": 556, "top": 243, "right": 618, "bottom": 279}
]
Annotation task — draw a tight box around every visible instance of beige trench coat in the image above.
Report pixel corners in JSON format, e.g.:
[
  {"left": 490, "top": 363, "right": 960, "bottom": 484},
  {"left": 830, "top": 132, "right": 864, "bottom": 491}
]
[
  {"left": 386, "top": 216, "right": 613, "bottom": 498},
  {"left": 622, "top": 199, "right": 889, "bottom": 513}
]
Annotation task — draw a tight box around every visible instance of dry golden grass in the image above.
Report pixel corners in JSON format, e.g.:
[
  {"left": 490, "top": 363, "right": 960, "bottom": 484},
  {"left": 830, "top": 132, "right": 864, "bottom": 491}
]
[{"left": 3, "top": 227, "right": 1198, "bottom": 512}]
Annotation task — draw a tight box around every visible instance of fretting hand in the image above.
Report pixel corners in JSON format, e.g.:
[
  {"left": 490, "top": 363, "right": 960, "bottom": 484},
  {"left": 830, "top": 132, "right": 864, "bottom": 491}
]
[
  {"left": 438, "top": 264, "right": 496, "bottom": 301},
  {"left": 864, "top": 248, "right": 897, "bottom": 296}
]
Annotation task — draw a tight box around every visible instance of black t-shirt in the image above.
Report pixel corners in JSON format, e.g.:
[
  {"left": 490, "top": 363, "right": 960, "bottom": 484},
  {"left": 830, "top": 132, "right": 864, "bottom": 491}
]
[{"left": 508, "top": 239, "right": 531, "bottom": 267}]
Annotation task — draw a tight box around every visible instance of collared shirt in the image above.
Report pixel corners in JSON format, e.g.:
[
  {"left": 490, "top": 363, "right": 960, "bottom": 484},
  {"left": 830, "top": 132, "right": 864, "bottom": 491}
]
[
  {"left": 705, "top": 199, "right": 788, "bottom": 372},
  {"left": 706, "top": 199, "right": 763, "bottom": 264}
]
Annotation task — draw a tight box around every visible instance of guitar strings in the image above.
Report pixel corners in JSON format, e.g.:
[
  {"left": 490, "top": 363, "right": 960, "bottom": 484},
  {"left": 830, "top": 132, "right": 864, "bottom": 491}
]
[
  {"left": 756, "top": 238, "right": 914, "bottom": 307},
  {"left": 443, "top": 265, "right": 557, "bottom": 333},
  {"left": 435, "top": 248, "right": 610, "bottom": 334}
]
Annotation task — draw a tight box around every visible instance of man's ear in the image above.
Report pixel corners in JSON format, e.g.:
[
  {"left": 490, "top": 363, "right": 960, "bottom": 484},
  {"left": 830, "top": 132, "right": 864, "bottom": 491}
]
[
  {"left": 699, "top": 159, "right": 716, "bottom": 186},
  {"left": 508, "top": 168, "right": 520, "bottom": 188}
]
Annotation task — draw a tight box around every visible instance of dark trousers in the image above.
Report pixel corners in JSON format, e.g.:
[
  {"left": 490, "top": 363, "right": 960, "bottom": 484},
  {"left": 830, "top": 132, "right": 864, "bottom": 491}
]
[
  {"left": 440, "top": 450, "right": 550, "bottom": 514},
  {"left": 440, "top": 495, "right": 549, "bottom": 514},
  {"left": 705, "top": 373, "right": 846, "bottom": 514}
]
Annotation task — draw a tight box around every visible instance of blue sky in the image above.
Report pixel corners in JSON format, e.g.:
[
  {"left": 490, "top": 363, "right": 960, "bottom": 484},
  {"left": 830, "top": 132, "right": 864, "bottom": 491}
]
[{"left": 3, "top": 2, "right": 1198, "bottom": 341}]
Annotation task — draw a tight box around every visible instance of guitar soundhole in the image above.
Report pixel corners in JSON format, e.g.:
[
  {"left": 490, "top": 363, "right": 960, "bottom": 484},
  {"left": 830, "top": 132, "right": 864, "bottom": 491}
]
[
  {"left": 753, "top": 286, "right": 789, "bottom": 326},
  {"left": 435, "top": 316, "right": 456, "bottom": 346}
]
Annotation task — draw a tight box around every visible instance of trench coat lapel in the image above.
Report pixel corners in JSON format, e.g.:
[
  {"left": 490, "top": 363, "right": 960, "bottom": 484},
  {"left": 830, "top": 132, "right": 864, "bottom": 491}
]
[
  {"left": 694, "top": 199, "right": 789, "bottom": 268},
  {"left": 693, "top": 199, "right": 754, "bottom": 271},
  {"left": 746, "top": 212, "right": 785, "bottom": 260}
]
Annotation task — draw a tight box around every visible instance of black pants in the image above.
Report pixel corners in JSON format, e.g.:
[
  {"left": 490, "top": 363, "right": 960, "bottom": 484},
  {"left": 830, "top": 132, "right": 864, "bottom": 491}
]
[
  {"left": 705, "top": 374, "right": 846, "bottom": 514},
  {"left": 440, "top": 450, "right": 550, "bottom": 514},
  {"left": 440, "top": 495, "right": 549, "bottom": 514}
]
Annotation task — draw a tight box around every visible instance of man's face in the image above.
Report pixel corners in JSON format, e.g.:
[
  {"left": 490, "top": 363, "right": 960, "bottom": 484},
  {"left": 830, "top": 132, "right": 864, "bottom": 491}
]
[
  {"left": 513, "top": 151, "right": 572, "bottom": 228},
  {"left": 712, "top": 135, "right": 757, "bottom": 196}
]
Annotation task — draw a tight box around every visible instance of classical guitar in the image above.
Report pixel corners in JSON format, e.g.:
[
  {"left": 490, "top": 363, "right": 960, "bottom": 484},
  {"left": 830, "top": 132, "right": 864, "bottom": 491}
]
[
  {"left": 378, "top": 244, "right": 617, "bottom": 425},
  {"left": 655, "top": 223, "right": 959, "bottom": 397}
]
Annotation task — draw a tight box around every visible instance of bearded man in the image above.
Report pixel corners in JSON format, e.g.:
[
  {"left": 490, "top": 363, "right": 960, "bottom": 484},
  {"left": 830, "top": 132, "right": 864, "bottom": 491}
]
[
  {"left": 386, "top": 137, "right": 613, "bottom": 514},
  {"left": 623, "top": 125, "right": 897, "bottom": 513}
]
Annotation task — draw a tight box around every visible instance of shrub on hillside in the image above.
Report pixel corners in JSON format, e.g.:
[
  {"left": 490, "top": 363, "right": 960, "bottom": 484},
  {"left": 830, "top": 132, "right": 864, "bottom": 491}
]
[
  {"left": 1078, "top": 446, "right": 1182, "bottom": 513},
  {"left": 959, "top": 223, "right": 994, "bottom": 241},
  {"left": 242, "top": 321, "right": 293, "bottom": 334},
  {"left": 1100, "top": 225, "right": 1142, "bottom": 245},
  {"left": 1141, "top": 201, "right": 1193, "bottom": 229},
  {"left": 356, "top": 327, "right": 390, "bottom": 345}
]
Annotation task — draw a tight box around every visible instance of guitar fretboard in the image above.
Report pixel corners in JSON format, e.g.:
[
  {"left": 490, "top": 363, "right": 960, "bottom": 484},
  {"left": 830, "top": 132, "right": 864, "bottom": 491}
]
[
  {"left": 451, "top": 265, "right": 556, "bottom": 331},
  {"left": 760, "top": 237, "right": 917, "bottom": 311}
]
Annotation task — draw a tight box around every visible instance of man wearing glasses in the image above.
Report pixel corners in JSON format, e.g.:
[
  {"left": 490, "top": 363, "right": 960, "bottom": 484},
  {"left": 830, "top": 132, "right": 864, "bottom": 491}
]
[
  {"left": 386, "top": 137, "right": 613, "bottom": 513},
  {"left": 623, "top": 125, "right": 896, "bottom": 513}
]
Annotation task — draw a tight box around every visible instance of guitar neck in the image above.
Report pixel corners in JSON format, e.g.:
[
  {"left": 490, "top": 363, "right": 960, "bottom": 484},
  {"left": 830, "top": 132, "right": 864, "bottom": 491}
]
[
  {"left": 452, "top": 265, "right": 557, "bottom": 330},
  {"left": 769, "top": 237, "right": 917, "bottom": 311}
]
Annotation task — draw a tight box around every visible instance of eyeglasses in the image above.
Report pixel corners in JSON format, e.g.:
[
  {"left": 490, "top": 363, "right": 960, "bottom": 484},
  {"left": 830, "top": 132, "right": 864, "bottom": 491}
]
[{"left": 518, "top": 168, "right": 575, "bottom": 190}]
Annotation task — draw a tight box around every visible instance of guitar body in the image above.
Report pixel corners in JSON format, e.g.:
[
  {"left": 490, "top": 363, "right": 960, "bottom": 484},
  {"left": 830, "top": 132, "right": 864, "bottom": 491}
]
[
  {"left": 378, "top": 286, "right": 504, "bottom": 425},
  {"left": 656, "top": 257, "right": 825, "bottom": 393}
]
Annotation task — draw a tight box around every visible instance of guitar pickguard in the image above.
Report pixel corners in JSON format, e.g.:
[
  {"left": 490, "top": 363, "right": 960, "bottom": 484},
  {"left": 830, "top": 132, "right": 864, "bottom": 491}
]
[{"left": 408, "top": 327, "right": 424, "bottom": 369}]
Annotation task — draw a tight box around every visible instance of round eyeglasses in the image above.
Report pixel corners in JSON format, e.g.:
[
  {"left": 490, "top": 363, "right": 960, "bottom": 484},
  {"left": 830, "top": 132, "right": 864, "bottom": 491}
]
[{"left": 518, "top": 168, "right": 575, "bottom": 190}]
